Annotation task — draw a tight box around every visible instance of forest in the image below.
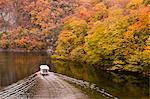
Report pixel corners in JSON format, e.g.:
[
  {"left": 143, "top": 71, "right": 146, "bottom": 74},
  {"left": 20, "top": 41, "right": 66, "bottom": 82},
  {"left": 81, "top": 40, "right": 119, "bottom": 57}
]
[{"left": 0, "top": 0, "right": 149, "bottom": 75}]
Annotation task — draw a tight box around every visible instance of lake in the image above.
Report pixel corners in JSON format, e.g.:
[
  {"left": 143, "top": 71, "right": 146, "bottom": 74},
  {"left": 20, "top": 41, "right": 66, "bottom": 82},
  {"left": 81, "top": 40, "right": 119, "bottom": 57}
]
[{"left": 0, "top": 52, "right": 149, "bottom": 99}]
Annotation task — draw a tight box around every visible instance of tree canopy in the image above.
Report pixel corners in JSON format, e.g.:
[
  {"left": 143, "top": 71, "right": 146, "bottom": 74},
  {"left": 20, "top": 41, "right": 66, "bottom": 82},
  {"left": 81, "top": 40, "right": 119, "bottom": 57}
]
[{"left": 53, "top": 0, "right": 150, "bottom": 74}]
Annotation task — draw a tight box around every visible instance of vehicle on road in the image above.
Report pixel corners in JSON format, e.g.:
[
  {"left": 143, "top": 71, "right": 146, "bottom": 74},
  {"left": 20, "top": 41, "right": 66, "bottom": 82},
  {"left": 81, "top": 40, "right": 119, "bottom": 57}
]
[{"left": 40, "top": 65, "right": 49, "bottom": 75}]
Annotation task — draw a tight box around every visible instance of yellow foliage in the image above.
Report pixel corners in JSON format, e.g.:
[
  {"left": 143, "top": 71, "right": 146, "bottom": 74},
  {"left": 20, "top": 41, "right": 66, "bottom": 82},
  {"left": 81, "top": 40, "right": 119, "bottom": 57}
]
[
  {"left": 127, "top": 0, "right": 144, "bottom": 8},
  {"left": 113, "top": 60, "right": 125, "bottom": 65},
  {"left": 59, "top": 30, "right": 76, "bottom": 43},
  {"left": 93, "top": 3, "right": 107, "bottom": 11}
]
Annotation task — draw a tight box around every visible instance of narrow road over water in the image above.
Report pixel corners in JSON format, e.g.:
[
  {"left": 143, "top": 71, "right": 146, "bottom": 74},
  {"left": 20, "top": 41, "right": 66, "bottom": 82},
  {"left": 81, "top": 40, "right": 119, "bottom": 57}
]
[
  {"left": 0, "top": 72, "right": 88, "bottom": 99},
  {"left": 33, "top": 72, "right": 88, "bottom": 99}
]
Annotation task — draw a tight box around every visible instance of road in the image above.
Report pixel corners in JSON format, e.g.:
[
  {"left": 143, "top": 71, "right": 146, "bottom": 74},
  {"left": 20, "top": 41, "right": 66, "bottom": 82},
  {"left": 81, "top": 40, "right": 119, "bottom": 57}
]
[{"left": 0, "top": 72, "right": 88, "bottom": 99}]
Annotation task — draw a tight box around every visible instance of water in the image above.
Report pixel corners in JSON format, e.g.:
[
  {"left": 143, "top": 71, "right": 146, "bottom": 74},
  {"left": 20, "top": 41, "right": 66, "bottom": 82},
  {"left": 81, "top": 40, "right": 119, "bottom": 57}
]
[
  {"left": 52, "top": 60, "right": 149, "bottom": 99},
  {"left": 0, "top": 52, "right": 149, "bottom": 99},
  {"left": 0, "top": 51, "right": 51, "bottom": 89}
]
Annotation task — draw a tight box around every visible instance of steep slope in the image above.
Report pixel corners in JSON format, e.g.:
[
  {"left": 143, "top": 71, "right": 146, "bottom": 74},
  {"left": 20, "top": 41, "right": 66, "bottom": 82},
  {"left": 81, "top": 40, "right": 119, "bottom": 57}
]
[{"left": 0, "top": 0, "right": 79, "bottom": 50}]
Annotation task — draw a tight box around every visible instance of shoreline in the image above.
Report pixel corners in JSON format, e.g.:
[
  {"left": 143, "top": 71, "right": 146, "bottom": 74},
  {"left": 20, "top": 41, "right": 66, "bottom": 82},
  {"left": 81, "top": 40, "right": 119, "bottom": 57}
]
[
  {"left": 0, "top": 48, "right": 47, "bottom": 53},
  {"left": 51, "top": 57, "right": 150, "bottom": 77}
]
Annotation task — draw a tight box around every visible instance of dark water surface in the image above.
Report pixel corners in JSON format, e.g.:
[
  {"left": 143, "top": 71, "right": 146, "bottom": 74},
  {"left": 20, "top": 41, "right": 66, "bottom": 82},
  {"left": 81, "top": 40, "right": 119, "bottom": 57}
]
[
  {"left": 0, "top": 52, "right": 149, "bottom": 99},
  {"left": 52, "top": 60, "right": 149, "bottom": 99},
  {"left": 0, "top": 51, "right": 50, "bottom": 89}
]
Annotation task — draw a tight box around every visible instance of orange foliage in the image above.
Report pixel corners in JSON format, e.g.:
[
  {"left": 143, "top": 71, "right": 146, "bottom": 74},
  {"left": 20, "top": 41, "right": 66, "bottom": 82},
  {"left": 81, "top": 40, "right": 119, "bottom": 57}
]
[{"left": 125, "top": 6, "right": 149, "bottom": 39}]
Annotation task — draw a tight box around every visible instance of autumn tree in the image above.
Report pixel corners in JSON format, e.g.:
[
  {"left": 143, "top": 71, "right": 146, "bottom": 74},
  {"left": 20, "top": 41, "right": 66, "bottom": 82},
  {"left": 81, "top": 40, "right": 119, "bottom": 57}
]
[
  {"left": 53, "top": 17, "right": 87, "bottom": 61},
  {"left": 53, "top": 0, "right": 149, "bottom": 74},
  {"left": 122, "top": 5, "right": 150, "bottom": 72}
]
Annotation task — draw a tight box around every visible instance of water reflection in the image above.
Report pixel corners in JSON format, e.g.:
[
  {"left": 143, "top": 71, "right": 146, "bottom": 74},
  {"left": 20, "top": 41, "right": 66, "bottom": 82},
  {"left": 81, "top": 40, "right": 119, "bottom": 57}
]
[
  {"left": 52, "top": 60, "right": 149, "bottom": 99},
  {"left": 0, "top": 52, "right": 149, "bottom": 99},
  {"left": 0, "top": 52, "right": 50, "bottom": 89}
]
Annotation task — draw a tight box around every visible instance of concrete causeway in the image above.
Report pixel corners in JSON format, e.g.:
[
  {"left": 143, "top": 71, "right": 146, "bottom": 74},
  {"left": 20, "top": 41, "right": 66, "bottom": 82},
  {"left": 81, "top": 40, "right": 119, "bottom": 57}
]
[{"left": 0, "top": 72, "right": 88, "bottom": 99}]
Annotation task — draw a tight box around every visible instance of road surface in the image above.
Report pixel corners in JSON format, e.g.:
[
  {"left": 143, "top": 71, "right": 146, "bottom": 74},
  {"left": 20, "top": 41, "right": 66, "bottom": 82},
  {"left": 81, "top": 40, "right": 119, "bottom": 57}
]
[{"left": 0, "top": 72, "right": 88, "bottom": 99}]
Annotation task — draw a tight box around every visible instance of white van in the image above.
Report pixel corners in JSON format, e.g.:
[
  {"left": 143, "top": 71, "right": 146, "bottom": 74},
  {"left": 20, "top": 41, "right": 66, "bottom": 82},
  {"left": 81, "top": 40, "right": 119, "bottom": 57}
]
[{"left": 40, "top": 65, "right": 49, "bottom": 75}]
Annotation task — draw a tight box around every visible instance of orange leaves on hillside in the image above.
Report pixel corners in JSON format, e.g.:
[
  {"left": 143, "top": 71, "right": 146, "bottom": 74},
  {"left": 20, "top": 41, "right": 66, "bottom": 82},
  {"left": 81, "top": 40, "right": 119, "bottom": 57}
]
[
  {"left": 25, "top": 0, "right": 51, "bottom": 29},
  {"left": 0, "top": 0, "right": 80, "bottom": 50},
  {"left": 138, "top": 6, "right": 150, "bottom": 22},
  {"left": 15, "top": 38, "right": 29, "bottom": 48},
  {"left": 79, "top": 7, "right": 89, "bottom": 19},
  {"left": 58, "top": 30, "right": 75, "bottom": 43},
  {"left": 93, "top": 2, "right": 107, "bottom": 11},
  {"left": 0, "top": 26, "right": 46, "bottom": 50},
  {"left": 127, "top": 0, "right": 144, "bottom": 8},
  {"left": 125, "top": 6, "right": 149, "bottom": 39},
  {"left": 144, "top": 46, "right": 150, "bottom": 52}
]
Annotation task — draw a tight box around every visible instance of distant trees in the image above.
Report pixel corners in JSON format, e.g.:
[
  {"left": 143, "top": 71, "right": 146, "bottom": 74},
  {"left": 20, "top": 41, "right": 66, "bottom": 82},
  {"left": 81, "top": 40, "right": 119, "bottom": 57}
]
[
  {"left": 53, "top": 0, "right": 150, "bottom": 74},
  {"left": 0, "top": 0, "right": 79, "bottom": 50}
]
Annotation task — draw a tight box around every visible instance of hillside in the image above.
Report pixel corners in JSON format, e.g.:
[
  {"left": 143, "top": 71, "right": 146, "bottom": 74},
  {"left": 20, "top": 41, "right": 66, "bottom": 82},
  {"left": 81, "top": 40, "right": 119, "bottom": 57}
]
[
  {"left": 0, "top": 0, "right": 79, "bottom": 50},
  {"left": 52, "top": 0, "right": 150, "bottom": 74}
]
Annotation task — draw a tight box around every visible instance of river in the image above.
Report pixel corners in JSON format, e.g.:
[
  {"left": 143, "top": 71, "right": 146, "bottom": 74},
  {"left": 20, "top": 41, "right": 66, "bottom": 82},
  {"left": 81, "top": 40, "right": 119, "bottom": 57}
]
[{"left": 0, "top": 51, "right": 149, "bottom": 99}]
